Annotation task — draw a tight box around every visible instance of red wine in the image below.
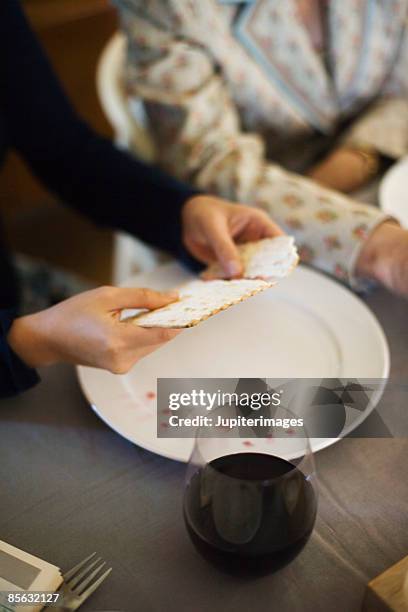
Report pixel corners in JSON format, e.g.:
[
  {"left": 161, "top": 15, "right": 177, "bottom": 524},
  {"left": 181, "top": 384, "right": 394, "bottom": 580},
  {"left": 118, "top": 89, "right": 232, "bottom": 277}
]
[{"left": 183, "top": 453, "right": 317, "bottom": 576}]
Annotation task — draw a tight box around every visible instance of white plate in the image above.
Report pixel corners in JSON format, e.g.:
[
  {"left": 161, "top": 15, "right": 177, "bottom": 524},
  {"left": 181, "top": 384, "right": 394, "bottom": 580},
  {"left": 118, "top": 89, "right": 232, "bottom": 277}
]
[
  {"left": 77, "top": 262, "right": 389, "bottom": 462},
  {"left": 380, "top": 156, "right": 408, "bottom": 227}
]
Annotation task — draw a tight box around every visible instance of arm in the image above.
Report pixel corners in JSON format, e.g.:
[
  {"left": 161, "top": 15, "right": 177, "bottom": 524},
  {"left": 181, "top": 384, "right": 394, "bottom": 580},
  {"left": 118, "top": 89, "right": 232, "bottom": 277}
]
[
  {"left": 342, "top": 97, "right": 408, "bottom": 161},
  {"left": 308, "top": 98, "right": 408, "bottom": 192},
  {"left": 0, "top": 287, "right": 182, "bottom": 399},
  {"left": 0, "top": 2, "right": 284, "bottom": 398},
  {"left": 0, "top": 196, "right": 282, "bottom": 398},
  {"left": 0, "top": 0, "right": 200, "bottom": 257}
]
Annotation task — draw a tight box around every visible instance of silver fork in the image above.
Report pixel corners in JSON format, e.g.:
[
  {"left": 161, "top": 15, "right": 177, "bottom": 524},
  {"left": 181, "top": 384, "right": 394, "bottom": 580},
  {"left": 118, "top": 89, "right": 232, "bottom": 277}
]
[{"left": 51, "top": 552, "right": 112, "bottom": 611}]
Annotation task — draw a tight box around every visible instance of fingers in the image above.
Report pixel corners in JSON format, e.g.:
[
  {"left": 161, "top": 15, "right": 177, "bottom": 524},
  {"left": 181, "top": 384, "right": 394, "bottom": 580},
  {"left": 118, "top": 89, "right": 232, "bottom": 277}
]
[
  {"left": 258, "top": 214, "right": 285, "bottom": 238},
  {"left": 237, "top": 206, "right": 284, "bottom": 239},
  {"left": 200, "top": 268, "right": 220, "bottom": 280},
  {"left": 200, "top": 215, "right": 243, "bottom": 278},
  {"left": 182, "top": 235, "right": 216, "bottom": 266},
  {"left": 98, "top": 286, "right": 179, "bottom": 310},
  {"left": 183, "top": 196, "right": 285, "bottom": 275}
]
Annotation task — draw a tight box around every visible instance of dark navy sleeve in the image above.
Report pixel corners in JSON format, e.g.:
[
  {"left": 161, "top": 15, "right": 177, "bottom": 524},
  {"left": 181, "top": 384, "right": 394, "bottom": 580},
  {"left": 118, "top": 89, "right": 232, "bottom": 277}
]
[
  {"left": 0, "top": 0, "right": 200, "bottom": 257},
  {"left": 0, "top": 311, "right": 40, "bottom": 398}
]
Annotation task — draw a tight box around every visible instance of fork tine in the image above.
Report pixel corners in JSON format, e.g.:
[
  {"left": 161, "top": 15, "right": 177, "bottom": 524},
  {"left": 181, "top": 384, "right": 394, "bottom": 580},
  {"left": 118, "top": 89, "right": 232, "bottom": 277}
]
[
  {"left": 68, "top": 557, "right": 102, "bottom": 590},
  {"left": 75, "top": 562, "right": 106, "bottom": 595},
  {"left": 78, "top": 567, "right": 112, "bottom": 602},
  {"left": 63, "top": 552, "right": 97, "bottom": 581}
]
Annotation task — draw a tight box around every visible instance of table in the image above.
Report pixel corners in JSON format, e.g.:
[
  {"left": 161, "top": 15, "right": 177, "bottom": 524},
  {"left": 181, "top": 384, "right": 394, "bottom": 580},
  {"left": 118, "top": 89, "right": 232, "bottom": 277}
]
[{"left": 1, "top": 286, "right": 407, "bottom": 612}]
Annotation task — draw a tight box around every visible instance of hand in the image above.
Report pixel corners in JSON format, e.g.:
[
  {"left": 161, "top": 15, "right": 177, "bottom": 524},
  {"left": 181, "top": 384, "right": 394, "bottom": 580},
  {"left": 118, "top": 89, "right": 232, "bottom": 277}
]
[
  {"left": 7, "top": 287, "right": 181, "bottom": 374},
  {"left": 356, "top": 221, "right": 408, "bottom": 298},
  {"left": 307, "top": 147, "right": 377, "bottom": 193},
  {"left": 182, "top": 195, "right": 284, "bottom": 278}
]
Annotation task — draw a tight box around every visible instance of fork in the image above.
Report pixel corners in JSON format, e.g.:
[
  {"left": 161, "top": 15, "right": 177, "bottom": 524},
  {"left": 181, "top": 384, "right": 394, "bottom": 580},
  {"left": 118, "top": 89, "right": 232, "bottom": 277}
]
[{"left": 51, "top": 552, "right": 112, "bottom": 611}]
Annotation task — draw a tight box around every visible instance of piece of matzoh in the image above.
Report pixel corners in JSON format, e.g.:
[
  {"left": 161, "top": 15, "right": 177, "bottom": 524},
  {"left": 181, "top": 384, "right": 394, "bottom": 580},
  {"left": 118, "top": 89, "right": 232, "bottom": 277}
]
[
  {"left": 129, "top": 278, "right": 273, "bottom": 328},
  {"left": 205, "top": 236, "right": 298, "bottom": 281}
]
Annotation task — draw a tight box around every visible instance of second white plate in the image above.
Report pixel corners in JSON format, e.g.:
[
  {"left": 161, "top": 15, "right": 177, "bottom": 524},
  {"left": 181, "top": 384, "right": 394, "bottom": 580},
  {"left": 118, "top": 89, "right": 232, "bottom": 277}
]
[{"left": 380, "top": 156, "right": 408, "bottom": 227}]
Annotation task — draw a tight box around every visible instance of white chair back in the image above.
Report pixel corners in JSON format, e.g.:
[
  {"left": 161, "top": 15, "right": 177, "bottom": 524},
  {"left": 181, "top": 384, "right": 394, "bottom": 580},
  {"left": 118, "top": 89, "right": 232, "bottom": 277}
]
[
  {"left": 96, "top": 32, "right": 156, "bottom": 160},
  {"left": 96, "top": 32, "right": 160, "bottom": 283}
]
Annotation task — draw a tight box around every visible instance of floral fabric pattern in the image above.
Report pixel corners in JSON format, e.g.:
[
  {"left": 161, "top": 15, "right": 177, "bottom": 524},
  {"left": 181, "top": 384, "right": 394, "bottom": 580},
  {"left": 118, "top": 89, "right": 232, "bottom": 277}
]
[{"left": 113, "top": 0, "right": 408, "bottom": 288}]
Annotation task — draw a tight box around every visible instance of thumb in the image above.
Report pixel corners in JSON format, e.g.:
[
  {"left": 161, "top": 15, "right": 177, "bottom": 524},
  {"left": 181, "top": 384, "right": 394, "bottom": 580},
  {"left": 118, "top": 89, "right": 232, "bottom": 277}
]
[
  {"left": 105, "top": 287, "right": 179, "bottom": 310},
  {"left": 202, "top": 215, "right": 243, "bottom": 278}
]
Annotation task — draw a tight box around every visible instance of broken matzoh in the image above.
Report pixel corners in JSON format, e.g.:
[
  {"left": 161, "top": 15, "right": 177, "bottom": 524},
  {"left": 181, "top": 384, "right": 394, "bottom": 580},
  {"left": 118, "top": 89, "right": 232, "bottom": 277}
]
[
  {"left": 205, "top": 236, "right": 298, "bottom": 281},
  {"left": 128, "top": 278, "right": 273, "bottom": 328},
  {"left": 121, "top": 236, "right": 298, "bottom": 329}
]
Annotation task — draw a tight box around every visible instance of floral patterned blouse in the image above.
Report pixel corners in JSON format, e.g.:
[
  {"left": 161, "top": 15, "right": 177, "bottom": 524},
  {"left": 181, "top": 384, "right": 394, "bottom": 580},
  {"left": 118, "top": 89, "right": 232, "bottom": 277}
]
[{"left": 114, "top": 0, "right": 408, "bottom": 288}]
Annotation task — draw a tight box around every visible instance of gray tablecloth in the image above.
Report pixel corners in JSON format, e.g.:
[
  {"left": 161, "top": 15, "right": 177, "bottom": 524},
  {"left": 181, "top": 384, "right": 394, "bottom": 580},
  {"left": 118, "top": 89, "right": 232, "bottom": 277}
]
[{"left": 1, "top": 286, "right": 407, "bottom": 612}]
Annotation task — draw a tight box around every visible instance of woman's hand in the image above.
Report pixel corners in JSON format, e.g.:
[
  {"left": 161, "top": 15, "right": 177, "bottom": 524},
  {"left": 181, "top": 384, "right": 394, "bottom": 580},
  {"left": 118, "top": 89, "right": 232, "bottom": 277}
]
[
  {"left": 182, "top": 195, "right": 284, "bottom": 277},
  {"left": 307, "top": 147, "right": 378, "bottom": 193},
  {"left": 7, "top": 287, "right": 181, "bottom": 374}
]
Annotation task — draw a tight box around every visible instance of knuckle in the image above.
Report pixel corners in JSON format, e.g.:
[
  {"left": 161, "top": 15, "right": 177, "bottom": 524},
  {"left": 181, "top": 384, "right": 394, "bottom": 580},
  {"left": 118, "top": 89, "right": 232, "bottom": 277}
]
[
  {"left": 254, "top": 208, "right": 269, "bottom": 221},
  {"left": 97, "top": 285, "right": 116, "bottom": 299},
  {"left": 138, "top": 287, "right": 152, "bottom": 301}
]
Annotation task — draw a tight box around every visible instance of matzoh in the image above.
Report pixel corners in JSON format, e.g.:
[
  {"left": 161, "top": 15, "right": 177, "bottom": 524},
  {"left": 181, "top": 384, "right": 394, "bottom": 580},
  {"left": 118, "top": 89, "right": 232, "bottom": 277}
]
[
  {"left": 205, "top": 236, "right": 298, "bottom": 281},
  {"left": 121, "top": 237, "right": 298, "bottom": 329},
  {"left": 130, "top": 279, "right": 273, "bottom": 328}
]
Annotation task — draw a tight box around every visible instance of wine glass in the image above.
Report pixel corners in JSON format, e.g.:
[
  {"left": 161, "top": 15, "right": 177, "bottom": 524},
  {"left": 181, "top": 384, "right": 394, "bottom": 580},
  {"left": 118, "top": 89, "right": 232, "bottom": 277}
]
[{"left": 183, "top": 405, "right": 318, "bottom": 577}]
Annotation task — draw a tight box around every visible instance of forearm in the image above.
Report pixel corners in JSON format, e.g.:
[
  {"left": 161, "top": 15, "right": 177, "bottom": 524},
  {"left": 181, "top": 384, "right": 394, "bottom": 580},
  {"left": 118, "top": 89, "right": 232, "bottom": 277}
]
[
  {"left": 27, "top": 125, "right": 200, "bottom": 257},
  {"left": 248, "top": 165, "right": 389, "bottom": 289},
  {"left": 342, "top": 98, "right": 408, "bottom": 160},
  {"left": 307, "top": 146, "right": 381, "bottom": 194}
]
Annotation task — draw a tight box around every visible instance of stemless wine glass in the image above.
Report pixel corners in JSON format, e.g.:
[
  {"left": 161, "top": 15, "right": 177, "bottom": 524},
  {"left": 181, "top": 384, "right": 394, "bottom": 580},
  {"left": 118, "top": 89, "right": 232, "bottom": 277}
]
[{"left": 183, "top": 405, "right": 318, "bottom": 577}]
